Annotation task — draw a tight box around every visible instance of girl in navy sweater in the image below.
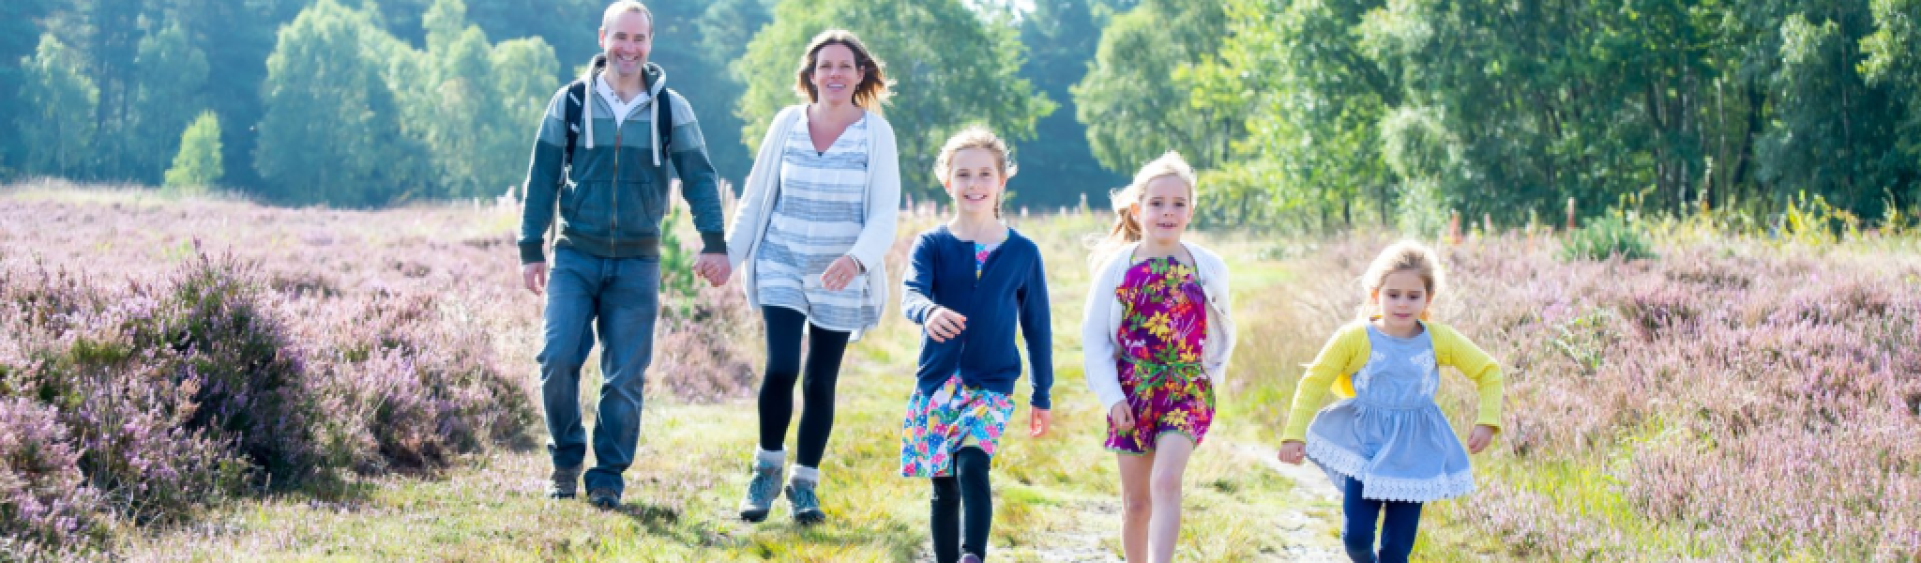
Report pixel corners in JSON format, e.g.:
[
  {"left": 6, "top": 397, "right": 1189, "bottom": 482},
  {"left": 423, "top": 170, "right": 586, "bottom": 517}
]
[{"left": 899, "top": 126, "right": 1053, "bottom": 563}]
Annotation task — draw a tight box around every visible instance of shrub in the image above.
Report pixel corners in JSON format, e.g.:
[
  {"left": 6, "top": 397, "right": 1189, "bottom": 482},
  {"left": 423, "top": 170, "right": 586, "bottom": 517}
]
[{"left": 1559, "top": 213, "right": 1656, "bottom": 261}]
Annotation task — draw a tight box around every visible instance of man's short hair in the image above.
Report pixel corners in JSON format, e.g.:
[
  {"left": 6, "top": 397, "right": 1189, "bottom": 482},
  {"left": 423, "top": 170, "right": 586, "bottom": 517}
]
[{"left": 601, "top": 1, "right": 653, "bottom": 32}]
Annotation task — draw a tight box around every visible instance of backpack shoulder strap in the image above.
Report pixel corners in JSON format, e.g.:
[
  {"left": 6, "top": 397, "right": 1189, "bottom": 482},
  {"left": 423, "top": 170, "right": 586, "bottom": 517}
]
[
  {"left": 656, "top": 87, "right": 675, "bottom": 155},
  {"left": 562, "top": 79, "right": 588, "bottom": 169}
]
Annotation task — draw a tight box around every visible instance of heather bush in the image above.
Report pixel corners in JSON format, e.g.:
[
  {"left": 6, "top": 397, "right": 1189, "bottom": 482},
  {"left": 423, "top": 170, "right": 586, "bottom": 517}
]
[
  {"left": 0, "top": 398, "right": 108, "bottom": 557},
  {"left": 0, "top": 191, "right": 551, "bottom": 558}
]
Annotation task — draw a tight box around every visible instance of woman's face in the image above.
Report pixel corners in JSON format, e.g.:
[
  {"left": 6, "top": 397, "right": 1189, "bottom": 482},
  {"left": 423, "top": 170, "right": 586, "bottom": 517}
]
[
  {"left": 1131, "top": 175, "right": 1193, "bottom": 245},
  {"left": 944, "top": 148, "right": 1004, "bottom": 218},
  {"left": 810, "top": 44, "right": 864, "bottom": 106}
]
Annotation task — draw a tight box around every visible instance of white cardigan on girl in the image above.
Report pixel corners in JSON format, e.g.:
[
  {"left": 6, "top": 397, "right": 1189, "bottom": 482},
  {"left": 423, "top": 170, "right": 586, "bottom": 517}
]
[
  {"left": 724, "top": 105, "right": 901, "bottom": 339},
  {"left": 1082, "top": 241, "right": 1237, "bottom": 412}
]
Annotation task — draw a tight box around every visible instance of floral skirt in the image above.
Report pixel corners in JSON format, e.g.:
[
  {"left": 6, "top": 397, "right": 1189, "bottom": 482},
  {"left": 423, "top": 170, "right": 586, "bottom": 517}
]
[
  {"left": 900, "top": 374, "right": 1015, "bottom": 478},
  {"left": 1104, "top": 360, "right": 1214, "bottom": 455}
]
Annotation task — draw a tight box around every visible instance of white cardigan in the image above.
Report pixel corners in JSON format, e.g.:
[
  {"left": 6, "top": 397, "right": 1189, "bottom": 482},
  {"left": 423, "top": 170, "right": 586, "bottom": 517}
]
[
  {"left": 1082, "top": 241, "right": 1237, "bottom": 412},
  {"left": 724, "top": 105, "right": 901, "bottom": 338}
]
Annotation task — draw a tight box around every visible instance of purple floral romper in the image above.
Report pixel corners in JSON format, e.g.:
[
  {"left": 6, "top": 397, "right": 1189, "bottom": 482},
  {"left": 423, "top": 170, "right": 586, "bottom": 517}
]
[{"left": 1104, "top": 256, "right": 1215, "bottom": 454}]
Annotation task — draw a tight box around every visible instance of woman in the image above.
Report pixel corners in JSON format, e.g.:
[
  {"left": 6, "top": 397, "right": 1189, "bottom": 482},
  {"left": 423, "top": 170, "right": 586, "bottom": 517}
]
[{"left": 726, "top": 28, "right": 901, "bottom": 525}]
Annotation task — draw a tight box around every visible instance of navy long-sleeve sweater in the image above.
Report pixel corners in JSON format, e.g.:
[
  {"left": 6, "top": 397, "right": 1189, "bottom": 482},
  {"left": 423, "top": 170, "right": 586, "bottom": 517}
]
[{"left": 900, "top": 225, "right": 1054, "bottom": 409}]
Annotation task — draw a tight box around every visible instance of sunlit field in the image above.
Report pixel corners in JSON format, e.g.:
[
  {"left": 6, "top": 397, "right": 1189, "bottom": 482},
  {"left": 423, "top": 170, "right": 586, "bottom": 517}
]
[{"left": 5, "top": 181, "right": 1918, "bottom": 561}]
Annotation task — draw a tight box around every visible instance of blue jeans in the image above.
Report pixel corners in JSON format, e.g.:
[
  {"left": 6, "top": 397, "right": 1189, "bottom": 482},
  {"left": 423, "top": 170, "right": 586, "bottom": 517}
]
[
  {"left": 539, "top": 246, "right": 659, "bottom": 497},
  {"left": 1342, "top": 476, "right": 1424, "bottom": 563}
]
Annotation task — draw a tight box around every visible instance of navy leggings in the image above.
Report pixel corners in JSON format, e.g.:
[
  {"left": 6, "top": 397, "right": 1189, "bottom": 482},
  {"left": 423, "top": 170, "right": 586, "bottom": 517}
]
[{"left": 1342, "top": 476, "right": 1424, "bottom": 563}]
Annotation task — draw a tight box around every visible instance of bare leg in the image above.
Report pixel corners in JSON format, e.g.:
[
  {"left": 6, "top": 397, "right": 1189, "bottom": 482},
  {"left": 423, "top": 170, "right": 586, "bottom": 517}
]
[
  {"left": 1117, "top": 452, "right": 1156, "bottom": 562},
  {"left": 1148, "top": 433, "right": 1196, "bottom": 563}
]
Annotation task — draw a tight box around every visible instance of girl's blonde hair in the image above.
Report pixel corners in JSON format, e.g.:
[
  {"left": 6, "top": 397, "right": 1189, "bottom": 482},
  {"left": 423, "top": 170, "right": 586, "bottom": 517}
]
[
  {"left": 933, "top": 126, "right": 1016, "bottom": 218},
  {"left": 1358, "top": 240, "right": 1445, "bottom": 321},
  {"left": 1090, "top": 151, "right": 1198, "bottom": 263}
]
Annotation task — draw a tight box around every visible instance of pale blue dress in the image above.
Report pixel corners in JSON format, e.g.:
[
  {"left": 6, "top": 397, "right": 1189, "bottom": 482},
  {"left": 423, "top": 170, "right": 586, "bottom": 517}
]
[{"left": 1304, "top": 322, "right": 1476, "bottom": 502}]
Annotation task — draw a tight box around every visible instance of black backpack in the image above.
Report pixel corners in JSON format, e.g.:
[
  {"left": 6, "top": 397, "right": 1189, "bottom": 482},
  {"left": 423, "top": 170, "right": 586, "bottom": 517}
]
[{"left": 561, "top": 70, "right": 674, "bottom": 172}]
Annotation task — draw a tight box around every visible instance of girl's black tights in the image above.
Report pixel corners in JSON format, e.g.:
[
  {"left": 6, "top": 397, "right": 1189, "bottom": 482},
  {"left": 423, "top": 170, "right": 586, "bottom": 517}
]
[{"left": 931, "top": 447, "right": 992, "bottom": 562}]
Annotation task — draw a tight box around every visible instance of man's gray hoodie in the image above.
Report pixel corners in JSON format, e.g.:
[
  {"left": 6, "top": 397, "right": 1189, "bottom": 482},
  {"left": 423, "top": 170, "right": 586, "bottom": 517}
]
[{"left": 518, "top": 55, "right": 727, "bottom": 264}]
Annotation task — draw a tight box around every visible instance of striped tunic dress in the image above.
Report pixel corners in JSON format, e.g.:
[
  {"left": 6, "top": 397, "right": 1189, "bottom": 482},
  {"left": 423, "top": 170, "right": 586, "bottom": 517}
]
[{"left": 754, "top": 113, "right": 878, "bottom": 332}]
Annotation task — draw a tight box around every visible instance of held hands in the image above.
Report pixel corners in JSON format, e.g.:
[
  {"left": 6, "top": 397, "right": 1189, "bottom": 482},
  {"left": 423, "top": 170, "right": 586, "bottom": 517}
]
[
  {"left": 1108, "top": 403, "right": 1136, "bottom": 433},
  {"left": 1467, "top": 424, "right": 1498, "bottom": 454},
  {"left": 694, "top": 253, "right": 731, "bottom": 287},
  {"left": 1276, "top": 441, "right": 1305, "bottom": 465},
  {"left": 522, "top": 262, "right": 548, "bottom": 295},
  {"left": 1030, "top": 408, "right": 1051, "bottom": 438},
  {"left": 924, "top": 307, "right": 968, "bottom": 342},
  {"left": 821, "top": 255, "right": 861, "bottom": 291}
]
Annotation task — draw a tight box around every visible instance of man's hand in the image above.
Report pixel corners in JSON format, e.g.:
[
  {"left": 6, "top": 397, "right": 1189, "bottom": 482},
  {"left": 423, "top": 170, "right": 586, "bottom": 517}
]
[
  {"left": 694, "top": 253, "right": 731, "bottom": 287},
  {"left": 523, "top": 262, "right": 548, "bottom": 295}
]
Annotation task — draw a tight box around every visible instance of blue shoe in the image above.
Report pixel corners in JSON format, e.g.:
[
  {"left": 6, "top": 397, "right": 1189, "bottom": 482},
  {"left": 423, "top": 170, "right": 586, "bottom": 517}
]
[
  {"left": 738, "top": 459, "right": 783, "bottom": 522},
  {"left": 785, "top": 479, "right": 824, "bottom": 525}
]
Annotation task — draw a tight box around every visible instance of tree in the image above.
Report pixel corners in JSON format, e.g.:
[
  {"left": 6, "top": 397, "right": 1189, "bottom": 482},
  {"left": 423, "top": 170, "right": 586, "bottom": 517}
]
[
  {"left": 1864, "top": 0, "right": 1921, "bottom": 212},
  {"left": 129, "top": 23, "right": 210, "bottom": 184},
  {"left": 255, "top": 0, "right": 424, "bottom": 207},
  {"left": 1016, "top": 0, "right": 1125, "bottom": 207},
  {"left": 0, "top": 0, "right": 56, "bottom": 179},
  {"left": 164, "top": 111, "right": 223, "bottom": 192},
  {"left": 16, "top": 33, "right": 98, "bottom": 178},
  {"left": 735, "top": 0, "right": 1055, "bottom": 198},
  {"left": 1072, "top": 0, "right": 1241, "bottom": 178},
  {"left": 690, "top": 0, "right": 772, "bottom": 184}
]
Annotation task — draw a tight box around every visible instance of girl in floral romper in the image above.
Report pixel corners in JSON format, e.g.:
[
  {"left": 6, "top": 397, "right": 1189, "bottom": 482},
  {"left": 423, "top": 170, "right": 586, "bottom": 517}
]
[
  {"left": 1083, "top": 151, "right": 1237, "bottom": 563},
  {"left": 899, "top": 127, "right": 1053, "bottom": 563}
]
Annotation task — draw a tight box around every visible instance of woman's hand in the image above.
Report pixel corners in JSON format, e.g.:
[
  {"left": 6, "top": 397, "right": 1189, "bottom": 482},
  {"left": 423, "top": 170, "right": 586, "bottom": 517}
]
[
  {"left": 924, "top": 307, "right": 968, "bottom": 342},
  {"left": 1108, "top": 403, "right": 1135, "bottom": 433},
  {"left": 1467, "top": 424, "right": 1498, "bottom": 454},
  {"left": 1276, "top": 441, "right": 1305, "bottom": 465},
  {"left": 821, "top": 255, "right": 861, "bottom": 291},
  {"left": 1029, "top": 408, "right": 1051, "bottom": 438}
]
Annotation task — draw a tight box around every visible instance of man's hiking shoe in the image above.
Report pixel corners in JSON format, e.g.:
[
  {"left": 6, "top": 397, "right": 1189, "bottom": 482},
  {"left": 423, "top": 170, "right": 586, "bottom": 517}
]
[
  {"left": 547, "top": 465, "right": 581, "bottom": 500},
  {"left": 739, "top": 459, "right": 784, "bottom": 522},
  {"left": 587, "top": 488, "right": 620, "bottom": 509},
  {"left": 785, "top": 480, "right": 825, "bottom": 525}
]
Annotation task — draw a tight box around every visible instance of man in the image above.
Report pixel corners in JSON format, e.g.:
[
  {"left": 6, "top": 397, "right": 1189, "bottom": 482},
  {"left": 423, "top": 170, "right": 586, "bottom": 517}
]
[{"left": 517, "top": 0, "right": 731, "bottom": 509}]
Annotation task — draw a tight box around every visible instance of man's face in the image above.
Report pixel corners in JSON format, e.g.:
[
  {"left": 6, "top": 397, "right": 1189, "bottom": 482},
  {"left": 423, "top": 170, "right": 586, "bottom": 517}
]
[{"left": 598, "top": 11, "right": 651, "bottom": 80}]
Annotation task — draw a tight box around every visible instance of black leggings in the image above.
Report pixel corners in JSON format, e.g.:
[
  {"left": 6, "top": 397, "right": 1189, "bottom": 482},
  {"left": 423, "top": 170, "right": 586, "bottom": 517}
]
[
  {"left": 756, "top": 306, "right": 851, "bottom": 468},
  {"left": 931, "top": 447, "right": 993, "bottom": 562}
]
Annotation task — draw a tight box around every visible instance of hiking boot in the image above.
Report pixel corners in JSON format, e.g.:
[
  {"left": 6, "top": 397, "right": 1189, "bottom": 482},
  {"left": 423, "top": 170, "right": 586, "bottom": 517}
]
[
  {"left": 785, "top": 479, "right": 824, "bottom": 525},
  {"left": 587, "top": 488, "right": 620, "bottom": 509},
  {"left": 738, "top": 458, "right": 784, "bottom": 522},
  {"left": 960, "top": 554, "right": 983, "bottom": 563},
  {"left": 547, "top": 465, "right": 581, "bottom": 500}
]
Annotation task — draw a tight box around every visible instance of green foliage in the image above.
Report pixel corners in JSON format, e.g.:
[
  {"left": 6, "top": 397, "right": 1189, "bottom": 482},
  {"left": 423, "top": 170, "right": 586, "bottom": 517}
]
[
  {"left": 255, "top": 0, "right": 425, "bottom": 207},
  {"left": 1016, "top": 0, "right": 1126, "bottom": 207},
  {"left": 1074, "top": 0, "right": 1241, "bottom": 176},
  {"left": 735, "top": 0, "right": 1055, "bottom": 199},
  {"left": 129, "top": 24, "right": 211, "bottom": 184},
  {"left": 164, "top": 112, "right": 224, "bottom": 192},
  {"left": 1559, "top": 213, "right": 1657, "bottom": 262},
  {"left": 16, "top": 33, "right": 98, "bottom": 178}
]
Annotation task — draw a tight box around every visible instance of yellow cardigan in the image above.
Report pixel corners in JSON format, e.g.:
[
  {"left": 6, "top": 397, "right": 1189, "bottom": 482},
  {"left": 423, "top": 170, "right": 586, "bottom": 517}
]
[{"left": 1280, "top": 321, "right": 1505, "bottom": 442}]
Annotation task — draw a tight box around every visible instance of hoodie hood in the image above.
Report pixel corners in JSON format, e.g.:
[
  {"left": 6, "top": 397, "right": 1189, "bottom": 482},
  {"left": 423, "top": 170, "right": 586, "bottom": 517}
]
[{"left": 579, "top": 54, "right": 670, "bottom": 166}]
